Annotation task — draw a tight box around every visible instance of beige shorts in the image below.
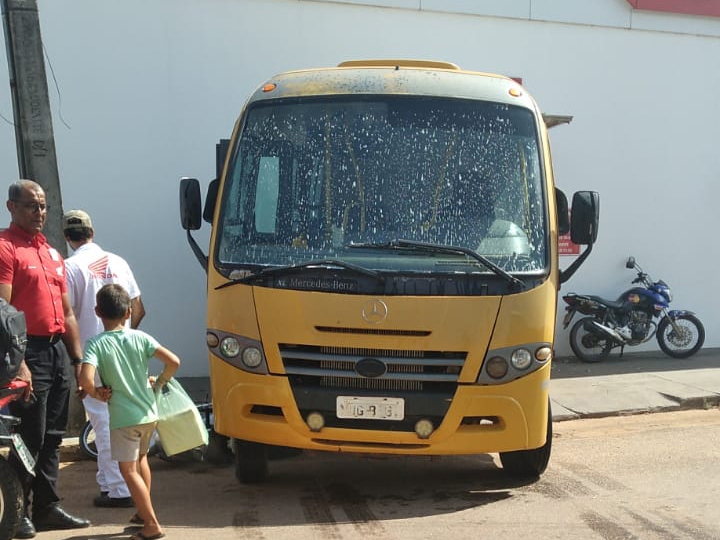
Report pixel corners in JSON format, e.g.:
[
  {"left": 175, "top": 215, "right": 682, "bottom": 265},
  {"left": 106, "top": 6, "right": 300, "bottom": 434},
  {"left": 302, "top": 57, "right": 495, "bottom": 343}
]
[{"left": 110, "top": 422, "right": 157, "bottom": 463}]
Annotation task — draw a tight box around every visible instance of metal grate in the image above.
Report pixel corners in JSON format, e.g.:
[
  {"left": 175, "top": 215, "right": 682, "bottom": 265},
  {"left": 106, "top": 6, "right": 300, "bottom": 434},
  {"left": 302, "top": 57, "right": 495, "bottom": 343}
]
[
  {"left": 279, "top": 344, "right": 466, "bottom": 431},
  {"left": 280, "top": 344, "right": 465, "bottom": 391}
]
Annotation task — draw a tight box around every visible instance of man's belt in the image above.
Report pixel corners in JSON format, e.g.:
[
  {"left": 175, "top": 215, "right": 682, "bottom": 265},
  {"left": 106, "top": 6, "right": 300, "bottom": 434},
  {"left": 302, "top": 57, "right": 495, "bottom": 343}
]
[{"left": 26, "top": 334, "right": 62, "bottom": 346}]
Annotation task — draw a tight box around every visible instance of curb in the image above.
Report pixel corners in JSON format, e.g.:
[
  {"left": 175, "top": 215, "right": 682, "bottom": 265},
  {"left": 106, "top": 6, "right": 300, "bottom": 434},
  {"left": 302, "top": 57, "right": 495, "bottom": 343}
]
[{"left": 552, "top": 395, "right": 720, "bottom": 423}]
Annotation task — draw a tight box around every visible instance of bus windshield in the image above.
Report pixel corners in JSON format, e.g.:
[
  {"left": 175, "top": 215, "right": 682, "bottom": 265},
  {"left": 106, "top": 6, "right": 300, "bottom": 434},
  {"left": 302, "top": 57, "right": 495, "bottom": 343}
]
[{"left": 216, "top": 96, "right": 547, "bottom": 277}]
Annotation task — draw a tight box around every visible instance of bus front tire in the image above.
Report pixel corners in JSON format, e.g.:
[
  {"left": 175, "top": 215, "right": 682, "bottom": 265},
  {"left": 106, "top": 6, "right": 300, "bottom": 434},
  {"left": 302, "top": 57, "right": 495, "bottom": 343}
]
[
  {"left": 233, "top": 439, "right": 268, "bottom": 484},
  {"left": 499, "top": 403, "right": 552, "bottom": 478}
]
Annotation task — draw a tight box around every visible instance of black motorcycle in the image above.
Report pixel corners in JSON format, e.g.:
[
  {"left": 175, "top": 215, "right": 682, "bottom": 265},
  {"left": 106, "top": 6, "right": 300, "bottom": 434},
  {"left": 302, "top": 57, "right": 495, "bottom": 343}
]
[
  {"left": 562, "top": 256, "right": 705, "bottom": 362},
  {"left": 0, "top": 380, "right": 35, "bottom": 540}
]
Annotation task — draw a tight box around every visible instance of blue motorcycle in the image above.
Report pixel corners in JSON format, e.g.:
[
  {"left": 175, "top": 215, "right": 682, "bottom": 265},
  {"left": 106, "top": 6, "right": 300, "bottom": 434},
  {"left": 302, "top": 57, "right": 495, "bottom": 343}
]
[{"left": 562, "top": 256, "right": 705, "bottom": 362}]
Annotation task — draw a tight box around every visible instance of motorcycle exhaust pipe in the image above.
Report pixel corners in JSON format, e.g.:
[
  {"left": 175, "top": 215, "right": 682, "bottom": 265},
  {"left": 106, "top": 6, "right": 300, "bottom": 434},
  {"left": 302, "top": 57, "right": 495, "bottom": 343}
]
[{"left": 588, "top": 320, "right": 627, "bottom": 343}]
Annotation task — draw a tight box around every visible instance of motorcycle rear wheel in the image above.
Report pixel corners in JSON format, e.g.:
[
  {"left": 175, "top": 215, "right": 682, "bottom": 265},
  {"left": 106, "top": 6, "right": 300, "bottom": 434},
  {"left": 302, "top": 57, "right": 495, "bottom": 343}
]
[
  {"left": 569, "top": 317, "right": 615, "bottom": 363},
  {"left": 657, "top": 314, "right": 705, "bottom": 358}
]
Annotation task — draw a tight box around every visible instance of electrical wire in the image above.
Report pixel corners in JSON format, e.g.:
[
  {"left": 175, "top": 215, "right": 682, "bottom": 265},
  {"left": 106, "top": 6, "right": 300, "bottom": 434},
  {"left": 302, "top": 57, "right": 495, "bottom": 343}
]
[{"left": 42, "top": 42, "right": 71, "bottom": 130}]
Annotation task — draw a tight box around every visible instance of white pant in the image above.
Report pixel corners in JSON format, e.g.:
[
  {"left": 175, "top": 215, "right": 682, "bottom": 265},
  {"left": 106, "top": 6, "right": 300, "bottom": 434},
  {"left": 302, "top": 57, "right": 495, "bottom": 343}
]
[{"left": 83, "top": 395, "right": 131, "bottom": 498}]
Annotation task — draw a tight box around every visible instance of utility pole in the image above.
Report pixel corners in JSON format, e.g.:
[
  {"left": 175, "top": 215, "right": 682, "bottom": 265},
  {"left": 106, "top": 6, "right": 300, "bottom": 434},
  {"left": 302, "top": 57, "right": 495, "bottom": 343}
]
[
  {"left": 2, "top": 0, "right": 84, "bottom": 435},
  {"left": 2, "top": 0, "right": 66, "bottom": 254}
]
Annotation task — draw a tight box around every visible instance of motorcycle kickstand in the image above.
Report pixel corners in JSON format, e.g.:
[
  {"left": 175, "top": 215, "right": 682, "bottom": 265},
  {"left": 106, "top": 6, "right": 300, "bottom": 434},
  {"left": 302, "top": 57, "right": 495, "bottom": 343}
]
[{"left": 619, "top": 344, "right": 625, "bottom": 358}]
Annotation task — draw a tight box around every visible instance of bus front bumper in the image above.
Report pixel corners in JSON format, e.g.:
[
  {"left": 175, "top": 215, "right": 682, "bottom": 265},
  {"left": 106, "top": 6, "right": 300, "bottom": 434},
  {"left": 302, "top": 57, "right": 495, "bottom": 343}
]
[{"left": 211, "top": 363, "right": 551, "bottom": 456}]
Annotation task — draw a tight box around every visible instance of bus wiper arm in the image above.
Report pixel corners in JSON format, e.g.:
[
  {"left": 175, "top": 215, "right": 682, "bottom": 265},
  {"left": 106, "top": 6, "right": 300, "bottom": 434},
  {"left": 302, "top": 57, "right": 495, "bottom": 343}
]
[
  {"left": 349, "top": 239, "right": 525, "bottom": 290},
  {"left": 216, "top": 259, "right": 381, "bottom": 289}
]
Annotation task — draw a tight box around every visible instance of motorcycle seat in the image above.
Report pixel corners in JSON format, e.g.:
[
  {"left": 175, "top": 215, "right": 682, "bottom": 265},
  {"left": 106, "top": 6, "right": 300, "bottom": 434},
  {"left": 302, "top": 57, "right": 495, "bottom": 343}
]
[{"left": 585, "top": 294, "right": 625, "bottom": 310}]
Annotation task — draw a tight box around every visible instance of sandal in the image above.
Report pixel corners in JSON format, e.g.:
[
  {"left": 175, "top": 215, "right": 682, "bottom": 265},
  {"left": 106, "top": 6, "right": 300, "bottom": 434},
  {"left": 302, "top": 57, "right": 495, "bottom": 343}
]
[{"left": 129, "top": 513, "right": 144, "bottom": 525}]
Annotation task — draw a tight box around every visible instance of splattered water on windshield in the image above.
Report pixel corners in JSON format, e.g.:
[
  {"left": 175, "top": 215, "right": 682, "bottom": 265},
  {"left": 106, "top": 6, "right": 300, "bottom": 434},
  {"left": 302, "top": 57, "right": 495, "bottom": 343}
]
[{"left": 216, "top": 96, "right": 546, "bottom": 276}]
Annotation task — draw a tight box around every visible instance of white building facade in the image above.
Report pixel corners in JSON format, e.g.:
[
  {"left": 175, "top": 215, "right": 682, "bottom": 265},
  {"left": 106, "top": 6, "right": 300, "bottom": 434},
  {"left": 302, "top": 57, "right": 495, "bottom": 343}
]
[{"left": 1, "top": 0, "right": 718, "bottom": 374}]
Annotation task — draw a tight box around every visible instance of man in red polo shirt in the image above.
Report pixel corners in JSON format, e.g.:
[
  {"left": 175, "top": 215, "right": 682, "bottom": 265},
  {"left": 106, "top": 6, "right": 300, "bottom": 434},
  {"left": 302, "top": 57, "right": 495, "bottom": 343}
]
[{"left": 0, "top": 180, "right": 91, "bottom": 538}]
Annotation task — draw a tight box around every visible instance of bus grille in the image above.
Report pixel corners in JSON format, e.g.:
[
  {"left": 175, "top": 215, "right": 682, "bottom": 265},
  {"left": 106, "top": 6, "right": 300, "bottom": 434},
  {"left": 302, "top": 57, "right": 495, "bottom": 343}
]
[
  {"left": 280, "top": 344, "right": 466, "bottom": 391},
  {"left": 279, "top": 344, "right": 466, "bottom": 431}
]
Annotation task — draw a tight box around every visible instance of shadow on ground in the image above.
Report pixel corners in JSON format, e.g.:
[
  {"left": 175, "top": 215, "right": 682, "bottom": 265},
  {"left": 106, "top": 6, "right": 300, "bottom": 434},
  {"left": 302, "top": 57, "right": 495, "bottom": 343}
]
[{"left": 552, "top": 347, "right": 719, "bottom": 379}]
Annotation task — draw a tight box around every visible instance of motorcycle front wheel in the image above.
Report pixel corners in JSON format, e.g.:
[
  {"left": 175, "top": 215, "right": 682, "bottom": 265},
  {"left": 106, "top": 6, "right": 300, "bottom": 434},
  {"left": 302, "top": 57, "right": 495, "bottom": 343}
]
[
  {"left": 569, "top": 317, "right": 615, "bottom": 363},
  {"left": 0, "top": 457, "right": 23, "bottom": 540},
  {"left": 657, "top": 314, "right": 705, "bottom": 358},
  {"left": 80, "top": 421, "right": 98, "bottom": 460}
]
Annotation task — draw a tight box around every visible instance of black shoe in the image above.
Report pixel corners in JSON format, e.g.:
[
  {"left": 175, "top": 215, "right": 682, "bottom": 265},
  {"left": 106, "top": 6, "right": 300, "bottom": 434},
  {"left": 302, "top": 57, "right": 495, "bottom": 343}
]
[
  {"left": 33, "top": 504, "right": 91, "bottom": 531},
  {"left": 94, "top": 492, "right": 134, "bottom": 508},
  {"left": 14, "top": 517, "right": 36, "bottom": 539}
]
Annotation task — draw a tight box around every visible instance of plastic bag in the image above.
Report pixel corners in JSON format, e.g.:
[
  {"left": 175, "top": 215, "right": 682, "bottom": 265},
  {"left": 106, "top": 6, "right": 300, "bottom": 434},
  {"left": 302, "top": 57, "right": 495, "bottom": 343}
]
[{"left": 154, "top": 378, "right": 208, "bottom": 456}]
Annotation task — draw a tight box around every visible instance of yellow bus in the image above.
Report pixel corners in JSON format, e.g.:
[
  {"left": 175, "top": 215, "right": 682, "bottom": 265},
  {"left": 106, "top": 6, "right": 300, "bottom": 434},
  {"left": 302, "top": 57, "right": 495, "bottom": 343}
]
[{"left": 180, "top": 60, "right": 599, "bottom": 482}]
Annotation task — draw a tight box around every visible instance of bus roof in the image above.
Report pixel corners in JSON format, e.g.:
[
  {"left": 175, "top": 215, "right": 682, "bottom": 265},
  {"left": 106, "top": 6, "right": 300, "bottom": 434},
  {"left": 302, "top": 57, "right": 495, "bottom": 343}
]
[{"left": 247, "top": 60, "right": 538, "bottom": 112}]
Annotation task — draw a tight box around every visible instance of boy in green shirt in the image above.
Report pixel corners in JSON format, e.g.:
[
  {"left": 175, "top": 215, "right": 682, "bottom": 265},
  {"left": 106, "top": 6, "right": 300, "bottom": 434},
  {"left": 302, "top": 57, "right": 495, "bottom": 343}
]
[{"left": 80, "top": 284, "right": 180, "bottom": 540}]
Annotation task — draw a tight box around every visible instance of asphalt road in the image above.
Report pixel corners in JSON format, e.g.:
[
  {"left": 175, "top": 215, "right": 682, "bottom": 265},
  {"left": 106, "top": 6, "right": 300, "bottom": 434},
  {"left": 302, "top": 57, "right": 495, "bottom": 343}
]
[
  {"left": 42, "top": 408, "right": 720, "bottom": 540},
  {"left": 42, "top": 347, "right": 720, "bottom": 540}
]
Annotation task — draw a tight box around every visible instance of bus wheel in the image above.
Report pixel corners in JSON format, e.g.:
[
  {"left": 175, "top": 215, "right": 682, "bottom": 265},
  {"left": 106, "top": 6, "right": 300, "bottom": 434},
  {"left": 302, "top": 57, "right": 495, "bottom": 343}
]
[
  {"left": 499, "top": 403, "right": 552, "bottom": 478},
  {"left": 205, "top": 431, "right": 233, "bottom": 465},
  {"left": 233, "top": 439, "right": 268, "bottom": 483}
]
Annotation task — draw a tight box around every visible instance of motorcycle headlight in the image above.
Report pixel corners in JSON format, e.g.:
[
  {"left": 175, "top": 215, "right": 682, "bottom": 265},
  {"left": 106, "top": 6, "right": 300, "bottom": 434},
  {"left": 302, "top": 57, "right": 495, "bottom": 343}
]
[{"left": 656, "top": 281, "right": 672, "bottom": 303}]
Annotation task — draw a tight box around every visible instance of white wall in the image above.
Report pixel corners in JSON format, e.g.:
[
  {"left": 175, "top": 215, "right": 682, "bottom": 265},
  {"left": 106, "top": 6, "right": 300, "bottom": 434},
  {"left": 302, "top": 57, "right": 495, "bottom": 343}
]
[{"left": 1, "top": 0, "right": 717, "bottom": 372}]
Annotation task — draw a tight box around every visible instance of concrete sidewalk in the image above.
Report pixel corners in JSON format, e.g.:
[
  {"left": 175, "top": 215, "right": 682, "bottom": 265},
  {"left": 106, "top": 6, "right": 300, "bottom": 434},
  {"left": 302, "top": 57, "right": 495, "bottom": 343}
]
[{"left": 550, "top": 347, "right": 720, "bottom": 421}]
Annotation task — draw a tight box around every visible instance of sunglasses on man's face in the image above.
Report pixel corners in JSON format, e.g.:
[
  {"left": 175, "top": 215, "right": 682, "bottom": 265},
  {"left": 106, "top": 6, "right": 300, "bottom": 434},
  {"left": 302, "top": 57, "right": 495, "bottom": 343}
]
[{"left": 12, "top": 200, "right": 49, "bottom": 213}]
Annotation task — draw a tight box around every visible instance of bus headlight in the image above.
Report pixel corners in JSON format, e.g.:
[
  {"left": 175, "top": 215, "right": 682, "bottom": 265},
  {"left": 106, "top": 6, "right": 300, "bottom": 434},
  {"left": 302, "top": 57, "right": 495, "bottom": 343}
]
[
  {"left": 511, "top": 349, "right": 532, "bottom": 370},
  {"left": 207, "top": 329, "right": 269, "bottom": 374},
  {"left": 485, "top": 356, "right": 508, "bottom": 379},
  {"left": 242, "top": 347, "right": 263, "bottom": 368},
  {"left": 206, "top": 332, "right": 219, "bottom": 348},
  {"left": 535, "top": 346, "right": 552, "bottom": 362},
  {"left": 477, "top": 342, "right": 553, "bottom": 385},
  {"left": 220, "top": 337, "right": 241, "bottom": 357}
]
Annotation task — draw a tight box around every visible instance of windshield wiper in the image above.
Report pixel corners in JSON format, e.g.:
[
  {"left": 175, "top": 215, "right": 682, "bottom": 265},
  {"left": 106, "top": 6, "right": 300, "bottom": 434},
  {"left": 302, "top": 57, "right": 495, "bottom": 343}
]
[
  {"left": 348, "top": 239, "right": 525, "bottom": 290},
  {"left": 216, "top": 259, "right": 382, "bottom": 290}
]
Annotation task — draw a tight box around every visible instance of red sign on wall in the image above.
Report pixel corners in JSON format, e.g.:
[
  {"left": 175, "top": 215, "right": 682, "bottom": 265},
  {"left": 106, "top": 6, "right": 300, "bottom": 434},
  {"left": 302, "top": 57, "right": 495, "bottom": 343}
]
[
  {"left": 625, "top": 0, "right": 720, "bottom": 18},
  {"left": 559, "top": 233, "right": 580, "bottom": 256},
  {"left": 559, "top": 208, "right": 580, "bottom": 255}
]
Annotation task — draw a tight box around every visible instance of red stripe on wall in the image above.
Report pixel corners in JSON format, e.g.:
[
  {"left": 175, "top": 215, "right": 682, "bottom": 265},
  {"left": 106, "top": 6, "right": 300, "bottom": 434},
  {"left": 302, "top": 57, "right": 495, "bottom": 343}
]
[{"left": 626, "top": 0, "right": 720, "bottom": 18}]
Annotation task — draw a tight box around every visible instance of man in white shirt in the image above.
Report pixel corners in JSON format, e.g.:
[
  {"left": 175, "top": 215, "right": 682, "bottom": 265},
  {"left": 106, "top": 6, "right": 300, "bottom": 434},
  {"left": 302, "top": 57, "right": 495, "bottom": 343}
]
[{"left": 63, "top": 209, "right": 146, "bottom": 508}]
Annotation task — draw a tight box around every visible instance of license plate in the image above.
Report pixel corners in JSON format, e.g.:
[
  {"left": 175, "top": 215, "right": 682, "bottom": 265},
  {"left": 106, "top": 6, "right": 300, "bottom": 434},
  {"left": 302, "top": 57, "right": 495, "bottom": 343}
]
[
  {"left": 336, "top": 396, "right": 404, "bottom": 421},
  {"left": 11, "top": 433, "right": 35, "bottom": 475}
]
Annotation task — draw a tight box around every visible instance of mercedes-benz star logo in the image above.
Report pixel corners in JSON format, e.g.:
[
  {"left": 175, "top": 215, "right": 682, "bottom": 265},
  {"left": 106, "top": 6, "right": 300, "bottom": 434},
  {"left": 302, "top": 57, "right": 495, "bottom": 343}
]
[{"left": 362, "top": 299, "right": 388, "bottom": 324}]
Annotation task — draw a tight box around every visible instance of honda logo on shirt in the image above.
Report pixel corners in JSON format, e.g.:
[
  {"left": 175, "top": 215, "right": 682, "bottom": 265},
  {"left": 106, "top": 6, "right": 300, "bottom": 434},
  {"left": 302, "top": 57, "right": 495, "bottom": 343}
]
[{"left": 88, "top": 256, "right": 118, "bottom": 280}]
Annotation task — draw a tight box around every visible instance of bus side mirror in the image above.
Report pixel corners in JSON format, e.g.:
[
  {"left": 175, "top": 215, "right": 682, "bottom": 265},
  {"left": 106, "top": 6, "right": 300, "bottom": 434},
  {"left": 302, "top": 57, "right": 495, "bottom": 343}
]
[
  {"left": 570, "top": 191, "right": 599, "bottom": 245},
  {"left": 556, "top": 188, "right": 570, "bottom": 235},
  {"left": 203, "top": 179, "right": 219, "bottom": 224},
  {"left": 180, "top": 177, "right": 202, "bottom": 231}
]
